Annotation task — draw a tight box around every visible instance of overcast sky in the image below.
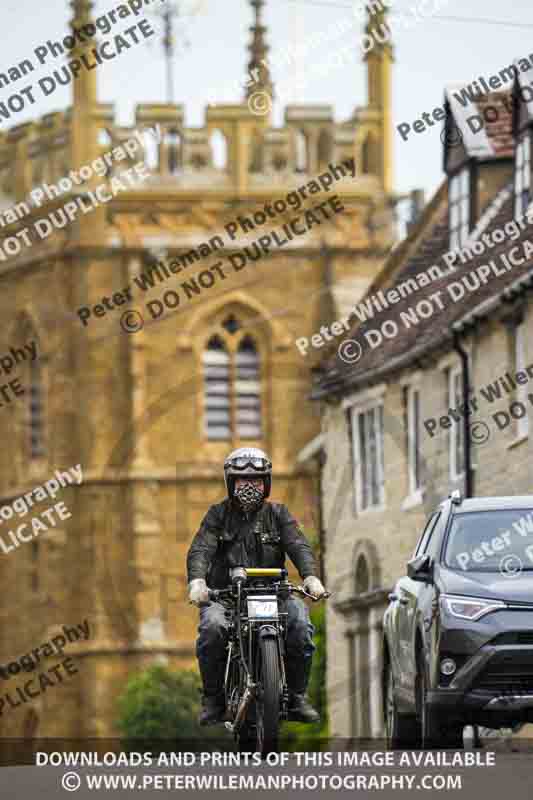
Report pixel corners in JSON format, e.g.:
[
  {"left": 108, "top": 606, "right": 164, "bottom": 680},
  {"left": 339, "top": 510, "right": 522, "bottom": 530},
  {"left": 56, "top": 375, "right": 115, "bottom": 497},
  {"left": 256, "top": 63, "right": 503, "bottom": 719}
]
[{"left": 2, "top": 0, "right": 532, "bottom": 213}]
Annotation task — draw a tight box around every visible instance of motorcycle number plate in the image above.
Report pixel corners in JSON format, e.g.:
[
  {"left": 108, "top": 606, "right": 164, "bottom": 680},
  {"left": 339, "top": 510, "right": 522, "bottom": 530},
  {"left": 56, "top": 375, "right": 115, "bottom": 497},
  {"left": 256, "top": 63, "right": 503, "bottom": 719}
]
[{"left": 247, "top": 595, "right": 278, "bottom": 619}]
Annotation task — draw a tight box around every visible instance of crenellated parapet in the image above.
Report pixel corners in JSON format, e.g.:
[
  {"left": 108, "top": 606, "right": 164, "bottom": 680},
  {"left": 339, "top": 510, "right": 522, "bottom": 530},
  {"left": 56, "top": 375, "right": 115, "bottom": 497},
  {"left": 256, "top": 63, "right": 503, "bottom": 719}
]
[
  {"left": 0, "top": 98, "right": 384, "bottom": 212},
  {"left": 129, "top": 101, "right": 364, "bottom": 192}
]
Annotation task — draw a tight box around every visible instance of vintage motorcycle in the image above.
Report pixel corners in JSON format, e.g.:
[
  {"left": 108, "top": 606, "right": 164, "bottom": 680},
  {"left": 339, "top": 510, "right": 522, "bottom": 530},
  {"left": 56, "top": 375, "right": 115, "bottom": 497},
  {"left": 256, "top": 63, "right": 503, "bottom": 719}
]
[{"left": 207, "top": 566, "right": 330, "bottom": 758}]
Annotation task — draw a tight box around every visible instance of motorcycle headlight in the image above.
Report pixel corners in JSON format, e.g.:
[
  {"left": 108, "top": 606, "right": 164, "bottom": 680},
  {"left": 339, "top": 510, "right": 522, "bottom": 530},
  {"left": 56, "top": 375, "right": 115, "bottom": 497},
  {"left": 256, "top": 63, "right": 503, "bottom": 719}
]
[
  {"left": 247, "top": 596, "right": 278, "bottom": 619},
  {"left": 440, "top": 594, "right": 506, "bottom": 621}
]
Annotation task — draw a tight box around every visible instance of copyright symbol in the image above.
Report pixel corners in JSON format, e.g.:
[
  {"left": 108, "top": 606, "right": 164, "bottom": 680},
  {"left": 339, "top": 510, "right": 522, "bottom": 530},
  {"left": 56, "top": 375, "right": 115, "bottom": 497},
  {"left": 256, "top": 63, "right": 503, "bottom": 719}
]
[
  {"left": 247, "top": 91, "right": 272, "bottom": 116},
  {"left": 120, "top": 310, "right": 144, "bottom": 334},
  {"left": 440, "top": 124, "right": 463, "bottom": 148},
  {"left": 338, "top": 339, "right": 363, "bottom": 364},
  {"left": 469, "top": 421, "right": 490, "bottom": 445},
  {"left": 500, "top": 554, "right": 523, "bottom": 579},
  {"left": 62, "top": 772, "right": 81, "bottom": 792}
]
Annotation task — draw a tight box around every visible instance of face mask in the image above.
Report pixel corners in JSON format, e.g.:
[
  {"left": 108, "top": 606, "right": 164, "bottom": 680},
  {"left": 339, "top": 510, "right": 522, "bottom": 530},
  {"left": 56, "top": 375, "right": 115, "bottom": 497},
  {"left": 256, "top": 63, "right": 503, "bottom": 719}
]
[{"left": 234, "top": 481, "right": 265, "bottom": 513}]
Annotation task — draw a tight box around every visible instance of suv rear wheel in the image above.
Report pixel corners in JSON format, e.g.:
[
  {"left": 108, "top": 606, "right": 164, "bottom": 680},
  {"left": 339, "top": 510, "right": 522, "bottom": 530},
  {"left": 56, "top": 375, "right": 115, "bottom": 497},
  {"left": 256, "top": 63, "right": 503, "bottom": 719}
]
[{"left": 385, "top": 662, "right": 420, "bottom": 749}]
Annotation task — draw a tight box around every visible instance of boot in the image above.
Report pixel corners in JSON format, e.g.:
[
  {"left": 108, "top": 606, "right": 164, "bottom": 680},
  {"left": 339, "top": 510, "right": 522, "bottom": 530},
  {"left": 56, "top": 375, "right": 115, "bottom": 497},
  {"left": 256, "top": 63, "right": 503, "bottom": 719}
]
[
  {"left": 198, "top": 654, "right": 226, "bottom": 726},
  {"left": 286, "top": 655, "right": 320, "bottom": 723},
  {"left": 199, "top": 691, "right": 226, "bottom": 726},
  {"left": 288, "top": 693, "right": 320, "bottom": 724}
]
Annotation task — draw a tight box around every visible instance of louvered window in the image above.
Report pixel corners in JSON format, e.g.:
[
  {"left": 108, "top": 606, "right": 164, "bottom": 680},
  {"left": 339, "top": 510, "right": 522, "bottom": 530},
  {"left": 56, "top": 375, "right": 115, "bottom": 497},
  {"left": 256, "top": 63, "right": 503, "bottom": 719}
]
[
  {"left": 202, "top": 318, "right": 262, "bottom": 442},
  {"left": 236, "top": 337, "right": 261, "bottom": 439},
  {"left": 203, "top": 336, "right": 231, "bottom": 440},
  {"left": 29, "top": 355, "right": 45, "bottom": 459}
]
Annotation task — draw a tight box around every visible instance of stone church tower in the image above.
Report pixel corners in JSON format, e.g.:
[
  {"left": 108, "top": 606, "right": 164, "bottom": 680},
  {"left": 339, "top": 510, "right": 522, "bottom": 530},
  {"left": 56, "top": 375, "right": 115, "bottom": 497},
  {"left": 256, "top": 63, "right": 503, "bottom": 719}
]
[{"left": 0, "top": 0, "right": 394, "bottom": 737}]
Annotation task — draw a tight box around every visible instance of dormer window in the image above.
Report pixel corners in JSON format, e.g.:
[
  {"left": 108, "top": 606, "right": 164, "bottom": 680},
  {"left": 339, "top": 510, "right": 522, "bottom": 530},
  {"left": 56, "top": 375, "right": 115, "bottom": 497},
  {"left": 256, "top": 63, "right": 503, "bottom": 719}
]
[
  {"left": 515, "top": 131, "right": 531, "bottom": 218},
  {"left": 449, "top": 167, "right": 470, "bottom": 250}
]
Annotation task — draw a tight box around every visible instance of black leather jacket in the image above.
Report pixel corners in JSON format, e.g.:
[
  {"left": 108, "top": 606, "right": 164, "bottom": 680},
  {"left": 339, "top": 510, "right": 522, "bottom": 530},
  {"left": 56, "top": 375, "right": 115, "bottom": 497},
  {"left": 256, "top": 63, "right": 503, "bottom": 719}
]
[{"left": 186, "top": 498, "right": 318, "bottom": 589}]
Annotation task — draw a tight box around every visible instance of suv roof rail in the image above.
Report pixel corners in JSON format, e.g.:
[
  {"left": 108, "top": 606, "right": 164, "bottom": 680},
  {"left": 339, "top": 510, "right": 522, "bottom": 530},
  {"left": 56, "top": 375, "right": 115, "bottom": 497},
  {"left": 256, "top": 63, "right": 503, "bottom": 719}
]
[{"left": 449, "top": 489, "right": 462, "bottom": 505}]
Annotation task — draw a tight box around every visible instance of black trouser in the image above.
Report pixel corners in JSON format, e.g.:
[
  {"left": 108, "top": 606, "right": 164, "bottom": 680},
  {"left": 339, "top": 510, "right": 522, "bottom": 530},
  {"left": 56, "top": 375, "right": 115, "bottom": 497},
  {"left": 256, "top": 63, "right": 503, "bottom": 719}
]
[{"left": 196, "top": 595, "right": 316, "bottom": 697}]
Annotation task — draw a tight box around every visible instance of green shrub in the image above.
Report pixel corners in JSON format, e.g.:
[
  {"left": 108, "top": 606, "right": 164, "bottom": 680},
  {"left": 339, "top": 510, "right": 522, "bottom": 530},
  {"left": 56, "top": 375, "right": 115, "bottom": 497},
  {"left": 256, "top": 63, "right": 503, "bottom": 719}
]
[{"left": 115, "top": 664, "right": 222, "bottom": 752}]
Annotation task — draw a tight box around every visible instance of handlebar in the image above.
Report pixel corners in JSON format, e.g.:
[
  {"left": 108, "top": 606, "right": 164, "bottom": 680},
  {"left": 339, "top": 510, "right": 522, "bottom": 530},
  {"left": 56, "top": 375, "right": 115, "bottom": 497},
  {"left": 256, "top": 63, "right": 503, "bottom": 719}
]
[{"left": 205, "top": 582, "right": 331, "bottom": 603}]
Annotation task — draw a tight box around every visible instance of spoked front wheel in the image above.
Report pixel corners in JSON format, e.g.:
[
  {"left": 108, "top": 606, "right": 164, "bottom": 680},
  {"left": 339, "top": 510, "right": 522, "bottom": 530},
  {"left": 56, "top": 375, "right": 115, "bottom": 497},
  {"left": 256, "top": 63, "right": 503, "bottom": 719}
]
[{"left": 256, "top": 636, "right": 281, "bottom": 759}]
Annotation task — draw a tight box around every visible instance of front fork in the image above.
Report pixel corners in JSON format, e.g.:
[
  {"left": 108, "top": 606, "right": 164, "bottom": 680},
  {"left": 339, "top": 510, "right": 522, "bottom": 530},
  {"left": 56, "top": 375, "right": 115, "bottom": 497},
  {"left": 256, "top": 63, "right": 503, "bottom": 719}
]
[{"left": 278, "top": 624, "right": 289, "bottom": 720}]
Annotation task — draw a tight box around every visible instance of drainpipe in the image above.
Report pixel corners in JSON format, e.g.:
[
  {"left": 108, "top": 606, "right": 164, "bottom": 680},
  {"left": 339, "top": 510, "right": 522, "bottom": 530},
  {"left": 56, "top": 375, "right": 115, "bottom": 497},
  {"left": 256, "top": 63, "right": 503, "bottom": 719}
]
[
  {"left": 452, "top": 331, "right": 473, "bottom": 498},
  {"left": 316, "top": 448, "right": 326, "bottom": 582}
]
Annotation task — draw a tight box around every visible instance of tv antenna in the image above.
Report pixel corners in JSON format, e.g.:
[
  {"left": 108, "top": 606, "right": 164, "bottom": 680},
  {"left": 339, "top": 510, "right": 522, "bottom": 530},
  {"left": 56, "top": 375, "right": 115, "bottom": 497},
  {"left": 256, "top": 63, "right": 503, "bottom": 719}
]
[{"left": 147, "top": 1, "right": 207, "bottom": 104}]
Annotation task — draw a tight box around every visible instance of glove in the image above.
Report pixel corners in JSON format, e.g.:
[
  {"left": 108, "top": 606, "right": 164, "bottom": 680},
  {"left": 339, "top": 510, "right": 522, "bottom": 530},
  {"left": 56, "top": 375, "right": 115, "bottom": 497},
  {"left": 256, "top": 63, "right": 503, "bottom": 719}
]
[
  {"left": 304, "top": 576, "right": 326, "bottom": 599},
  {"left": 188, "top": 578, "right": 210, "bottom": 607}
]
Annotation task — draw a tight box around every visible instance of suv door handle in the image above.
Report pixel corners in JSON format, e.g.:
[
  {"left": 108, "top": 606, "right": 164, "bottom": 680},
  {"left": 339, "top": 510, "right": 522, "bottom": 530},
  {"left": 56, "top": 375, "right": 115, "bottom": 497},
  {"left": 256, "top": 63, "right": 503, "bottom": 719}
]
[{"left": 398, "top": 596, "right": 409, "bottom": 606}]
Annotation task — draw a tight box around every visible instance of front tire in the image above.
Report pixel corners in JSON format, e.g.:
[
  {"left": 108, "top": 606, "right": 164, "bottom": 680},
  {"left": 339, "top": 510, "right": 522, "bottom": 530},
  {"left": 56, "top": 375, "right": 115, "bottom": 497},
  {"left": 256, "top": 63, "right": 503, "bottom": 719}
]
[
  {"left": 256, "top": 637, "right": 280, "bottom": 759},
  {"left": 384, "top": 661, "right": 420, "bottom": 749},
  {"left": 418, "top": 659, "right": 463, "bottom": 749}
]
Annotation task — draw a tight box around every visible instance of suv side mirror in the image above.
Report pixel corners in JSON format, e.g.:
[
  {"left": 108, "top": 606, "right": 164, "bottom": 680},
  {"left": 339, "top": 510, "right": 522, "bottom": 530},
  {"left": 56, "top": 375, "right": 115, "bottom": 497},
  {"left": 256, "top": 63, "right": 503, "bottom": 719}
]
[{"left": 407, "top": 553, "right": 433, "bottom": 584}]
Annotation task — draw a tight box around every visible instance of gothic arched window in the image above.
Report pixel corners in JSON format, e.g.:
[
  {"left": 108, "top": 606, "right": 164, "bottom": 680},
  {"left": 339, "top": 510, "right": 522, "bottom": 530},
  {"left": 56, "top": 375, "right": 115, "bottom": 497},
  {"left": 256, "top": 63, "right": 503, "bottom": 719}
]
[
  {"left": 16, "top": 317, "right": 45, "bottom": 462},
  {"left": 355, "top": 553, "right": 370, "bottom": 595},
  {"left": 203, "top": 335, "right": 231, "bottom": 440},
  {"left": 235, "top": 336, "right": 261, "bottom": 439},
  {"left": 29, "top": 347, "right": 45, "bottom": 459},
  {"left": 202, "top": 316, "right": 262, "bottom": 443}
]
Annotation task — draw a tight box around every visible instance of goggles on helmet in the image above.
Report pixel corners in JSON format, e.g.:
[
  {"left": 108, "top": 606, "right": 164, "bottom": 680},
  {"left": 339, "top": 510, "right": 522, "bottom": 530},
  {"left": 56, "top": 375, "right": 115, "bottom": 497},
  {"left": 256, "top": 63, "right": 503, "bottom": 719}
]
[{"left": 226, "top": 456, "right": 271, "bottom": 471}]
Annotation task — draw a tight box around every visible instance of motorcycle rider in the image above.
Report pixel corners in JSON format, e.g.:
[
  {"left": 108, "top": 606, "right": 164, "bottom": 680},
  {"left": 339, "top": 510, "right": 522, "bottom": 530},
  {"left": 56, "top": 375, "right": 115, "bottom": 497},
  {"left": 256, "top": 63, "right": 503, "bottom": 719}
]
[{"left": 187, "top": 447, "right": 327, "bottom": 726}]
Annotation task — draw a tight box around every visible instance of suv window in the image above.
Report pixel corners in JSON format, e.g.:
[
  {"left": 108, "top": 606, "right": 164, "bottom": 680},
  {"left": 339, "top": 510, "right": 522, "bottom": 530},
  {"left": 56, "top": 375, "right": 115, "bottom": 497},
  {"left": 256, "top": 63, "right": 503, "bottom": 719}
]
[
  {"left": 425, "top": 513, "right": 443, "bottom": 561},
  {"left": 414, "top": 513, "right": 439, "bottom": 557},
  {"left": 445, "top": 509, "right": 533, "bottom": 572}
]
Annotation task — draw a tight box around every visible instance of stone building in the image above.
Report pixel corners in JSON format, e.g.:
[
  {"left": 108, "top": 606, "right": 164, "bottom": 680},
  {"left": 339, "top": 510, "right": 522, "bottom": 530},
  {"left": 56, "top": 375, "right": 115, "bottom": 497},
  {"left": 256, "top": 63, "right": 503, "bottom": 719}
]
[
  {"left": 313, "top": 71, "right": 533, "bottom": 740},
  {"left": 0, "top": 0, "right": 395, "bottom": 737}
]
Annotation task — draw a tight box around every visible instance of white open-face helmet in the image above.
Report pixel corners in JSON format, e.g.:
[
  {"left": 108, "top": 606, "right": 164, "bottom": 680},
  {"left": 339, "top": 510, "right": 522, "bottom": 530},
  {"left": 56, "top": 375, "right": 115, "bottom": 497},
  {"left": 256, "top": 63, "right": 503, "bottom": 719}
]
[{"left": 224, "top": 447, "right": 272, "bottom": 499}]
